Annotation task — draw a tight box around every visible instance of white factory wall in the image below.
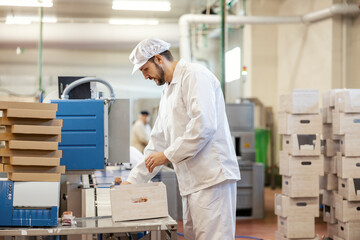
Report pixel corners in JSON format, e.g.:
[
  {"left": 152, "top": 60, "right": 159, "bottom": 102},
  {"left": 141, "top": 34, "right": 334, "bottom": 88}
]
[{"left": 350, "top": 12, "right": 360, "bottom": 88}]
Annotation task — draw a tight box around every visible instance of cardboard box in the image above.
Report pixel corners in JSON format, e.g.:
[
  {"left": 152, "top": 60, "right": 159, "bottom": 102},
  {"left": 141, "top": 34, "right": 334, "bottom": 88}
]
[
  {"left": 322, "top": 124, "right": 332, "bottom": 140},
  {"left": 0, "top": 101, "right": 57, "bottom": 111},
  {"left": 322, "top": 107, "right": 333, "bottom": 124},
  {"left": 279, "top": 90, "right": 319, "bottom": 114},
  {"left": 8, "top": 172, "right": 61, "bottom": 182},
  {"left": 323, "top": 205, "right": 337, "bottom": 224},
  {"left": 338, "top": 178, "right": 360, "bottom": 201},
  {"left": 338, "top": 221, "right": 360, "bottom": 240},
  {"left": 277, "top": 216, "right": 315, "bottom": 239},
  {"left": 282, "top": 134, "right": 321, "bottom": 156},
  {"left": 327, "top": 223, "right": 338, "bottom": 239},
  {"left": 324, "top": 173, "right": 338, "bottom": 191},
  {"left": 8, "top": 140, "right": 58, "bottom": 151},
  {"left": 282, "top": 175, "right": 319, "bottom": 198},
  {"left": 332, "top": 112, "right": 360, "bottom": 135},
  {"left": 334, "top": 89, "right": 360, "bottom": 113},
  {"left": 0, "top": 149, "right": 62, "bottom": 158},
  {"left": 279, "top": 151, "right": 323, "bottom": 176},
  {"left": 278, "top": 112, "right": 322, "bottom": 135},
  {"left": 323, "top": 89, "right": 344, "bottom": 108},
  {"left": 0, "top": 133, "right": 61, "bottom": 142},
  {"left": 110, "top": 182, "right": 168, "bottom": 222},
  {"left": 275, "top": 194, "right": 319, "bottom": 217},
  {"left": 339, "top": 134, "right": 360, "bottom": 157},
  {"left": 324, "top": 139, "right": 340, "bottom": 157},
  {"left": 2, "top": 156, "right": 60, "bottom": 166},
  {"left": 11, "top": 125, "right": 61, "bottom": 135},
  {"left": 322, "top": 190, "right": 337, "bottom": 207},
  {"left": 3, "top": 165, "right": 65, "bottom": 174},
  {"left": 275, "top": 231, "right": 319, "bottom": 240},
  {"left": 335, "top": 193, "right": 360, "bottom": 222},
  {"left": 0, "top": 117, "right": 62, "bottom": 127},
  {"left": 337, "top": 153, "right": 360, "bottom": 178},
  {"left": 5, "top": 108, "right": 56, "bottom": 119},
  {"left": 324, "top": 156, "right": 337, "bottom": 174}
]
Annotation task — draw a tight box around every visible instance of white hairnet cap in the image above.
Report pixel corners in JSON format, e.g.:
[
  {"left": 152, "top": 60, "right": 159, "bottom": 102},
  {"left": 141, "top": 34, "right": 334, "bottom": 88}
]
[{"left": 129, "top": 38, "right": 171, "bottom": 74}]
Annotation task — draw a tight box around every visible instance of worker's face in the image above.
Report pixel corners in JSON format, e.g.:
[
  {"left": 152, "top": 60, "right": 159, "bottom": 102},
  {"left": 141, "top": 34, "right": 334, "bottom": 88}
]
[
  {"left": 139, "top": 57, "right": 166, "bottom": 86},
  {"left": 140, "top": 114, "right": 148, "bottom": 123}
]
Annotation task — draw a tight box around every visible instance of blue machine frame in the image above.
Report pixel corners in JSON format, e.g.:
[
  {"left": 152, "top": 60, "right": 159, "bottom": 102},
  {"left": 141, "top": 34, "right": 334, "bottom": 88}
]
[
  {"left": 52, "top": 99, "right": 105, "bottom": 170},
  {"left": 0, "top": 181, "right": 58, "bottom": 227}
]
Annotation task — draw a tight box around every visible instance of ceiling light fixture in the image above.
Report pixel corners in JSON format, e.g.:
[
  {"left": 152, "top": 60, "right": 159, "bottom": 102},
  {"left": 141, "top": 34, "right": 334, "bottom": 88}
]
[
  {"left": 6, "top": 16, "right": 57, "bottom": 24},
  {"left": 0, "top": 0, "right": 53, "bottom": 7},
  {"left": 109, "top": 18, "right": 159, "bottom": 25},
  {"left": 112, "top": 0, "right": 171, "bottom": 12}
]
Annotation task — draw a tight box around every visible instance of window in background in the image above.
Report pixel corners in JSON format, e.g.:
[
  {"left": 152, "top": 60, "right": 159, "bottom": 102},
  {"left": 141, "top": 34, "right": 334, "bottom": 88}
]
[{"left": 225, "top": 47, "right": 241, "bottom": 83}]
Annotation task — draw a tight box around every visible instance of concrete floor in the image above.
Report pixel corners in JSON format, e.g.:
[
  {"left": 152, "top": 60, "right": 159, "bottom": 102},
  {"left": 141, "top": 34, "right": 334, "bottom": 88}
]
[{"left": 176, "top": 187, "right": 327, "bottom": 240}]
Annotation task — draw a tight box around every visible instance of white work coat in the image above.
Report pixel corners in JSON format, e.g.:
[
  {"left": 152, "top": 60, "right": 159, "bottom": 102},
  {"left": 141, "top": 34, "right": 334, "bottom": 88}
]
[{"left": 127, "top": 59, "right": 240, "bottom": 196}]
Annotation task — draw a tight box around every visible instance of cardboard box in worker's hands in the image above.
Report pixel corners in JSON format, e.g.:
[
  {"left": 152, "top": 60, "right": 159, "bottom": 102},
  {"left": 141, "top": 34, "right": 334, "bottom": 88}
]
[{"left": 110, "top": 182, "right": 168, "bottom": 222}]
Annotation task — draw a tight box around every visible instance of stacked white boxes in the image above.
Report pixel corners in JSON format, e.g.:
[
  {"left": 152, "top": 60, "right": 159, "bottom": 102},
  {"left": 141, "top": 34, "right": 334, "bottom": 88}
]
[
  {"left": 331, "top": 90, "right": 360, "bottom": 240},
  {"left": 321, "top": 90, "right": 342, "bottom": 238},
  {"left": 276, "top": 90, "right": 323, "bottom": 240}
]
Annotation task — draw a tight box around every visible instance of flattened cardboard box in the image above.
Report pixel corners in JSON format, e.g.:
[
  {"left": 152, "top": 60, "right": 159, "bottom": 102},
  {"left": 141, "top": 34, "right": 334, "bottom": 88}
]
[{"left": 110, "top": 182, "right": 168, "bottom": 222}]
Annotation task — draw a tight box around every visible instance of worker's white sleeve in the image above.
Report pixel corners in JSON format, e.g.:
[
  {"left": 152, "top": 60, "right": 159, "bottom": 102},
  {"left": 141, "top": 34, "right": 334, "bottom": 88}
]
[
  {"left": 127, "top": 115, "right": 167, "bottom": 184},
  {"left": 163, "top": 70, "right": 217, "bottom": 164},
  {"left": 126, "top": 161, "right": 162, "bottom": 184}
]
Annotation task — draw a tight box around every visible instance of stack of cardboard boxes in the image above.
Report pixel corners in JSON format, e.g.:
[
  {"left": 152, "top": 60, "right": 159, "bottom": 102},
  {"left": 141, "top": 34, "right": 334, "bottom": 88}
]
[
  {"left": 327, "top": 90, "right": 360, "bottom": 240},
  {"left": 321, "top": 89, "right": 341, "bottom": 238},
  {"left": 276, "top": 90, "right": 323, "bottom": 240},
  {"left": 0, "top": 101, "right": 65, "bottom": 181}
]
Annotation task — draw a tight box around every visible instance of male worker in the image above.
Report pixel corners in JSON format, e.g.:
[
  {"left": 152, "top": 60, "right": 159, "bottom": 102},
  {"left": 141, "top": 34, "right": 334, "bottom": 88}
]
[
  {"left": 130, "top": 110, "right": 152, "bottom": 153},
  {"left": 124, "top": 38, "right": 240, "bottom": 240}
]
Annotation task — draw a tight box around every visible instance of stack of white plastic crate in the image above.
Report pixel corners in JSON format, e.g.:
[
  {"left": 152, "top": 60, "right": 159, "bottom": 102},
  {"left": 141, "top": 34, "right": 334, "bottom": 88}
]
[
  {"left": 276, "top": 90, "right": 323, "bottom": 240},
  {"left": 331, "top": 90, "right": 360, "bottom": 240}
]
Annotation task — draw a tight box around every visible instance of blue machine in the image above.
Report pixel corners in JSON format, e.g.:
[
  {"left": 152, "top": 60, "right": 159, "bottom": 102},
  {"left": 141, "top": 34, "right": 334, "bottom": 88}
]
[
  {"left": 51, "top": 99, "right": 105, "bottom": 170},
  {"left": 0, "top": 181, "right": 58, "bottom": 227}
]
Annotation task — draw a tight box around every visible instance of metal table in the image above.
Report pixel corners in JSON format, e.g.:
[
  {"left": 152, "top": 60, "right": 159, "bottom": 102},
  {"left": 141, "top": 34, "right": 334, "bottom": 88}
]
[{"left": 0, "top": 216, "right": 177, "bottom": 240}]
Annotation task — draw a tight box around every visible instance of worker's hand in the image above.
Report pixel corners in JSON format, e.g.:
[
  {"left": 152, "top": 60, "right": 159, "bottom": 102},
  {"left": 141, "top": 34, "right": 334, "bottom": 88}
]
[
  {"left": 120, "top": 181, "right": 131, "bottom": 185},
  {"left": 145, "top": 152, "right": 169, "bottom": 173}
]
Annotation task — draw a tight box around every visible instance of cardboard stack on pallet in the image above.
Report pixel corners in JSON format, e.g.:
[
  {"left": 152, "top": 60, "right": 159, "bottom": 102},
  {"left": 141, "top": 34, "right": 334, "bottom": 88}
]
[
  {"left": 321, "top": 89, "right": 342, "bottom": 238},
  {"left": 276, "top": 90, "right": 323, "bottom": 240},
  {"left": 0, "top": 101, "right": 65, "bottom": 181},
  {"left": 331, "top": 90, "right": 360, "bottom": 240}
]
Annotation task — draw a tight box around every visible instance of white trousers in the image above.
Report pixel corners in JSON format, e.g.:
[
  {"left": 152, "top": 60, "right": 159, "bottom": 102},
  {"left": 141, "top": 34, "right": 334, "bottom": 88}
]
[{"left": 182, "top": 180, "right": 237, "bottom": 240}]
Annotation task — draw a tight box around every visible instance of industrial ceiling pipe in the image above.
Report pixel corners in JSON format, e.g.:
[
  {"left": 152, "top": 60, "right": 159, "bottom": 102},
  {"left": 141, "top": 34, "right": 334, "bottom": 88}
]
[
  {"left": 61, "top": 77, "right": 116, "bottom": 100},
  {"left": 179, "top": 3, "right": 360, "bottom": 61}
]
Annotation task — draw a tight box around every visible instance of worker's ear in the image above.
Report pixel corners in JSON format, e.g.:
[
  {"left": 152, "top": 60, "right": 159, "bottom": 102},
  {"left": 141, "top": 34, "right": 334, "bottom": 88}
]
[{"left": 154, "top": 54, "right": 163, "bottom": 65}]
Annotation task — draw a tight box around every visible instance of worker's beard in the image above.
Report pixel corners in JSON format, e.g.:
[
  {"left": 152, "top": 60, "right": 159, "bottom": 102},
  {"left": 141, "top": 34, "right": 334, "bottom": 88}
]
[{"left": 154, "top": 62, "right": 166, "bottom": 86}]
